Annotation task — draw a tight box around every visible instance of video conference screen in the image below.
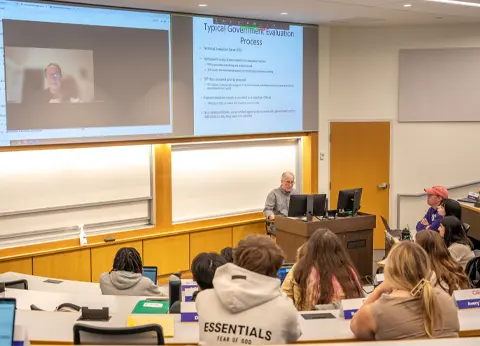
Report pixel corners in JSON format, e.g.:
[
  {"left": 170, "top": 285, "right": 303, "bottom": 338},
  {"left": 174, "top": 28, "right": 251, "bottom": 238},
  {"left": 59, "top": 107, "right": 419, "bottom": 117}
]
[{"left": 0, "top": 0, "right": 319, "bottom": 146}]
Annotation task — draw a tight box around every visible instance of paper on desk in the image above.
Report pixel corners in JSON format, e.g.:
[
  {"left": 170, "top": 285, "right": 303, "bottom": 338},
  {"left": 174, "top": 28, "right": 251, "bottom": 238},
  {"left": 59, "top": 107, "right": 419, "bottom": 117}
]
[{"left": 126, "top": 315, "right": 174, "bottom": 337}]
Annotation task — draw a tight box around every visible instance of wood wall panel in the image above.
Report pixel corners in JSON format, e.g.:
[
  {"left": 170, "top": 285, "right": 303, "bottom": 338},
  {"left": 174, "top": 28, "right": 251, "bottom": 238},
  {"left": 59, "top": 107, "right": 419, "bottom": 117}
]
[
  {"left": 143, "top": 234, "right": 189, "bottom": 276},
  {"left": 154, "top": 144, "right": 173, "bottom": 229},
  {"left": 232, "top": 222, "right": 265, "bottom": 246},
  {"left": 90, "top": 241, "right": 143, "bottom": 283},
  {"left": 190, "top": 228, "right": 232, "bottom": 263},
  {"left": 302, "top": 133, "right": 319, "bottom": 194},
  {"left": 33, "top": 249, "right": 91, "bottom": 282},
  {"left": 0, "top": 258, "right": 32, "bottom": 275}
]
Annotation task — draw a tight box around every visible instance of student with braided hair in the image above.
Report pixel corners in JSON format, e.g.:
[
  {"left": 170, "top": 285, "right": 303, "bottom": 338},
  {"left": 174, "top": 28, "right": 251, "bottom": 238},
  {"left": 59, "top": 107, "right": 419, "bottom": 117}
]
[{"left": 99, "top": 247, "right": 167, "bottom": 296}]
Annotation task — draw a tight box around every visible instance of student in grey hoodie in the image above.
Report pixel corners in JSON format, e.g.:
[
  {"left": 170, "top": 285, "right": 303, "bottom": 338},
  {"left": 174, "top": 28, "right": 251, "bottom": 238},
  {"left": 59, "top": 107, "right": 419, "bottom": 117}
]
[
  {"left": 196, "top": 235, "right": 302, "bottom": 345},
  {"left": 99, "top": 247, "right": 167, "bottom": 296}
]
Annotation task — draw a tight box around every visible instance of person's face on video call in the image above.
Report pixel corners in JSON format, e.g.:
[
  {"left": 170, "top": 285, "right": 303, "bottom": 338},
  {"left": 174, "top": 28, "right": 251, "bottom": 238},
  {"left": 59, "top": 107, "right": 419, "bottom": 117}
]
[
  {"left": 281, "top": 174, "right": 295, "bottom": 192},
  {"left": 45, "top": 65, "right": 62, "bottom": 93}
]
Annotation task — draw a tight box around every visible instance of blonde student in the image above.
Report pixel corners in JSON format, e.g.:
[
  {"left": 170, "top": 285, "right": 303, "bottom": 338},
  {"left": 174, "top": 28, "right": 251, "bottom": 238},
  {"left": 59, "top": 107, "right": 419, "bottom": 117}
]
[
  {"left": 350, "top": 242, "right": 459, "bottom": 340},
  {"left": 284, "top": 229, "right": 363, "bottom": 311},
  {"left": 281, "top": 242, "right": 306, "bottom": 304},
  {"left": 415, "top": 230, "right": 470, "bottom": 295}
]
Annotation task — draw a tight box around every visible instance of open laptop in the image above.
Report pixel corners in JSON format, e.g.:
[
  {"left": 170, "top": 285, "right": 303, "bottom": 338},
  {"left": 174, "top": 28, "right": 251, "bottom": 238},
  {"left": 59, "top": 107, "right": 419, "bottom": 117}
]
[
  {"left": 0, "top": 298, "right": 16, "bottom": 346},
  {"left": 142, "top": 266, "right": 158, "bottom": 285},
  {"left": 277, "top": 264, "right": 294, "bottom": 285}
]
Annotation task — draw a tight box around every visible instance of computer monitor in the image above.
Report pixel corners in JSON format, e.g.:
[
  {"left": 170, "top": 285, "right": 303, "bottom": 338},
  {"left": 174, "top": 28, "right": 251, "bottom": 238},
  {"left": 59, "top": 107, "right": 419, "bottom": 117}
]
[
  {"left": 0, "top": 298, "right": 16, "bottom": 346},
  {"left": 277, "top": 264, "right": 293, "bottom": 285},
  {"left": 142, "top": 266, "right": 158, "bottom": 285},
  {"left": 288, "top": 194, "right": 327, "bottom": 220},
  {"left": 337, "top": 188, "right": 362, "bottom": 215}
]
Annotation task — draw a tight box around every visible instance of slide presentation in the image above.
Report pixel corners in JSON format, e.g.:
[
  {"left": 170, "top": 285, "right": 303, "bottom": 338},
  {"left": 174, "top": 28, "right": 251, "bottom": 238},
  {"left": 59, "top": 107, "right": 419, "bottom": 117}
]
[
  {"left": 0, "top": 0, "right": 172, "bottom": 146},
  {"left": 0, "top": 1, "right": 318, "bottom": 147},
  {"left": 192, "top": 17, "right": 303, "bottom": 136}
]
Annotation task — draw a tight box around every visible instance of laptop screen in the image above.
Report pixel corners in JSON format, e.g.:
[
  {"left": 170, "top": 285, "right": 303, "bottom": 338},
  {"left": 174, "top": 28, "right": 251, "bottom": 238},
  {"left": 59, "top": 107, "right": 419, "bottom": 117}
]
[
  {"left": 142, "top": 266, "right": 158, "bottom": 285},
  {"left": 277, "top": 264, "right": 293, "bottom": 285},
  {"left": 0, "top": 299, "right": 16, "bottom": 346}
]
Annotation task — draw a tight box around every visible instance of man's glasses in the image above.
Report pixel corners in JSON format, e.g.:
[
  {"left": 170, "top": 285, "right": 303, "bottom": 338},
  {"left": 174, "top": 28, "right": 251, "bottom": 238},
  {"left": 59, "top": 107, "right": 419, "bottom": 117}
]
[
  {"left": 284, "top": 181, "right": 295, "bottom": 185},
  {"left": 46, "top": 73, "right": 61, "bottom": 79}
]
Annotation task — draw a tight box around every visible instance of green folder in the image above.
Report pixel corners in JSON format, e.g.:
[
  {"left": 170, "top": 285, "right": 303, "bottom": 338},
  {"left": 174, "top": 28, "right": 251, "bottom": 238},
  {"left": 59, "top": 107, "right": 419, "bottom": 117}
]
[{"left": 131, "top": 300, "right": 170, "bottom": 314}]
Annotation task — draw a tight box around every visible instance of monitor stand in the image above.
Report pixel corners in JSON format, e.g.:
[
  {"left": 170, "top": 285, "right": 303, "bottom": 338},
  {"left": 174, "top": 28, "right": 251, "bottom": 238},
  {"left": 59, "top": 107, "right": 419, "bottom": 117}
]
[{"left": 306, "top": 195, "right": 314, "bottom": 222}]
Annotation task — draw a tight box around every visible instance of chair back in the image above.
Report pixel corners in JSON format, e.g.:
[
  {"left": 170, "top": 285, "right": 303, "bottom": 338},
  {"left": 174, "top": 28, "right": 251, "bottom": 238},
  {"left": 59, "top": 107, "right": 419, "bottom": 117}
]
[
  {"left": 73, "top": 323, "right": 164, "bottom": 345},
  {"left": 4, "top": 279, "right": 28, "bottom": 290}
]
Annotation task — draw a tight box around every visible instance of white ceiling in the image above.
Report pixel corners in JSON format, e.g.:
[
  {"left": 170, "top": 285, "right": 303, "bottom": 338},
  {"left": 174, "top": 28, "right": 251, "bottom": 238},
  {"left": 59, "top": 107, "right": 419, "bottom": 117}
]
[{"left": 58, "top": 0, "right": 480, "bottom": 26}]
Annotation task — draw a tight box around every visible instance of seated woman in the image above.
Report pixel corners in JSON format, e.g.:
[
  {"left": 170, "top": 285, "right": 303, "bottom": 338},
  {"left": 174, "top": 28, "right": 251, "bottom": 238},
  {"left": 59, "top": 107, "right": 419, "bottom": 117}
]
[
  {"left": 351, "top": 242, "right": 459, "bottom": 340},
  {"left": 415, "top": 230, "right": 470, "bottom": 295},
  {"left": 437, "top": 198, "right": 471, "bottom": 234},
  {"left": 439, "top": 216, "right": 475, "bottom": 269},
  {"left": 100, "top": 247, "right": 166, "bottom": 296},
  {"left": 283, "top": 229, "right": 363, "bottom": 311},
  {"left": 281, "top": 242, "right": 306, "bottom": 305},
  {"left": 438, "top": 198, "right": 462, "bottom": 219}
]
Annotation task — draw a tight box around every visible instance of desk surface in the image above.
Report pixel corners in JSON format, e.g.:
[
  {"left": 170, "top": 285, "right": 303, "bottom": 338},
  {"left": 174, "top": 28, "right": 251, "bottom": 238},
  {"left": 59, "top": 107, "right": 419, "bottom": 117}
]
[
  {"left": 5, "top": 288, "right": 165, "bottom": 314},
  {"left": 14, "top": 308, "right": 480, "bottom": 345},
  {"left": 0, "top": 272, "right": 101, "bottom": 294},
  {"left": 460, "top": 202, "right": 480, "bottom": 213},
  {"left": 0, "top": 272, "right": 175, "bottom": 296}
]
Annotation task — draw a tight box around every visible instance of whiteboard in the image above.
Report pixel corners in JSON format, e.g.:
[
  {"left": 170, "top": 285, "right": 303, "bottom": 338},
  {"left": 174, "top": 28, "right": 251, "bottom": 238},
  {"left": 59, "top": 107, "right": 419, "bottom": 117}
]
[
  {"left": 171, "top": 139, "right": 300, "bottom": 223},
  {"left": 0, "top": 145, "right": 152, "bottom": 247},
  {"left": 0, "top": 146, "right": 151, "bottom": 213},
  {"left": 399, "top": 48, "right": 480, "bottom": 122}
]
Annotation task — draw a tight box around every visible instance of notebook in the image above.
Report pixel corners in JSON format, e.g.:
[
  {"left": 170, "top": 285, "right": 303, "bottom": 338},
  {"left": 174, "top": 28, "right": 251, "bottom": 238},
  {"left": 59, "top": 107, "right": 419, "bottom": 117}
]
[
  {"left": 127, "top": 315, "right": 174, "bottom": 337},
  {"left": 131, "top": 300, "right": 169, "bottom": 315}
]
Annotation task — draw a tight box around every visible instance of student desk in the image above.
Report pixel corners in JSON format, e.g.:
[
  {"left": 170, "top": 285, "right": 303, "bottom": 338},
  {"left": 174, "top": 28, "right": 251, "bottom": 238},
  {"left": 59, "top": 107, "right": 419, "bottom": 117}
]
[
  {"left": 0, "top": 272, "right": 101, "bottom": 294},
  {"left": 5, "top": 288, "right": 168, "bottom": 314},
  {"left": 461, "top": 202, "right": 480, "bottom": 244},
  {"left": 15, "top": 309, "right": 480, "bottom": 345},
  {"left": 0, "top": 272, "right": 188, "bottom": 295}
]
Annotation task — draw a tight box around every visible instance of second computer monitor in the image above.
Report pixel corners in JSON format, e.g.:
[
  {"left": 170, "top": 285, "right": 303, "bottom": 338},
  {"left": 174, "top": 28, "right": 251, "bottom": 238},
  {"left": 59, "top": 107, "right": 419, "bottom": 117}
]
[
  {"left": 337, "top": 188, "right": 362, "bottom": 214},
  {"left": 288, "top": 194, "right": 327, "bottom": 218}
]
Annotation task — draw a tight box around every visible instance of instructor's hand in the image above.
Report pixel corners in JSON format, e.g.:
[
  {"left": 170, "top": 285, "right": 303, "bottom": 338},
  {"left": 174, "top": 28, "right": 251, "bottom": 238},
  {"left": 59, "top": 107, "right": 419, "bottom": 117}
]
[{"left": 268, "top": 215, "right": 275, "bottom": 221}]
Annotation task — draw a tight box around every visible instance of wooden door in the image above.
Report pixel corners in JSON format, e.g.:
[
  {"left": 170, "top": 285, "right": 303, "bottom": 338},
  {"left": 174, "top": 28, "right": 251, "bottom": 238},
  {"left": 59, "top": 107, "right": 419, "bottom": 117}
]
[{"left": 330, "top": 122, "right": 390, "bottom": 249}]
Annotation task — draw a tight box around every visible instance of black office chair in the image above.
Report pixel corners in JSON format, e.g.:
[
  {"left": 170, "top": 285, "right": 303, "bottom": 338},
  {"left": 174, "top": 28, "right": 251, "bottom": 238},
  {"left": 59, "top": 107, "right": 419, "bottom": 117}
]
[
  {"left": 168, "top": 277, "right": 181, "bottom": 314},
  {"left": 4, "top": 279, "right": 28, "bottom": 290},
  {"left": 30, "top": 302, "right": 81, "bottom": 312},
  {"left": 73, "top": 323, "right": 164, "bottom": 345}
]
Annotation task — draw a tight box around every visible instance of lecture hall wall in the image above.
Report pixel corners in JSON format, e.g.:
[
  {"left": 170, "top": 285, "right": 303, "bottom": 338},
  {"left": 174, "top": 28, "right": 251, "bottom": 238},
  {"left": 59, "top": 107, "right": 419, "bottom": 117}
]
[
  {"left": 0, "top": 134, "right": 318, "bottom": 282},
  {"left": 318, "top": 24, "right": 480, "bottom": 228}
]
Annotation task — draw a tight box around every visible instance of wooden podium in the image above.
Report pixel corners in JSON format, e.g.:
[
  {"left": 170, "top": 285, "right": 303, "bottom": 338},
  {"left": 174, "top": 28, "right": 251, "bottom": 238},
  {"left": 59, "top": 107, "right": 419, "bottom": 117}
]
[{"left": 275, "top": 213, "right": 376, "bottom": 279}]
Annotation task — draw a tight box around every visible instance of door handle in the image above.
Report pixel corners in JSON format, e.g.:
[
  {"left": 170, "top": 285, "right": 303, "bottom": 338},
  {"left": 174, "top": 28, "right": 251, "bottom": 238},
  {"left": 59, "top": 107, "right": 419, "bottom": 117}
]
[{"left": 378, "top": 183, "right": 389, "bottom": 189}]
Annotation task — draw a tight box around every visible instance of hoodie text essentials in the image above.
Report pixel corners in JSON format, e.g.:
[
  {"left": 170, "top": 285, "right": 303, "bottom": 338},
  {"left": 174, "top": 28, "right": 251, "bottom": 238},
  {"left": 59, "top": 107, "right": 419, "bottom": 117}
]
[
  {"left": 99, "top": 271, "right": 167, "bottom": 297},
  {"left": 196, "top": 263, "right": 302, "bottom": 346}
]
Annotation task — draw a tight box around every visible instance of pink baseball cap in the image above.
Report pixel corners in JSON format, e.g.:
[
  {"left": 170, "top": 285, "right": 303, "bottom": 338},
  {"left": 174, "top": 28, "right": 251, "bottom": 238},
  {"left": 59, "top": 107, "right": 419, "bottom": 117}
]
[{"left": 424, "top": 186, "right": 448, "bottom": 199}]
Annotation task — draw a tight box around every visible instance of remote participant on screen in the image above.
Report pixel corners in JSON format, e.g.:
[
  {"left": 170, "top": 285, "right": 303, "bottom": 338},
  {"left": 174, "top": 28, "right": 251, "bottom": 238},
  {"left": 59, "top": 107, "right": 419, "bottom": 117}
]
[{"left": 37, "top": 63, "right": 81, "bottom": 104}]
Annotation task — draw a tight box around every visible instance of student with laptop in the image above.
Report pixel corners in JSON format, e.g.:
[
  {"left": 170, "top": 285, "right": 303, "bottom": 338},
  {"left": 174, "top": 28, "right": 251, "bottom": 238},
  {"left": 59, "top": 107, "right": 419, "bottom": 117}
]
[
  {"left": 415, "top": 230, "right": 470, "bottom": 295},
  {"left": 99, "top": 247, "right": 167, "bottom": 296},
  {"left": 416, "top": 185, "right": 448, "bottom": 232},
  {"left": 281, "top": 243, "right": 306, "bottom": 306},
  {"left": 284, "top": 229, "right": 363, "bottom": 311},
  {"left": 196, "top": 235, "right": 301, "bottom": 345},
  {"left": 350, "top": 242, "right": 459, "bottom": 340},
  {"left": 439, "top": 216, "right": 475, "bottom": 269}
]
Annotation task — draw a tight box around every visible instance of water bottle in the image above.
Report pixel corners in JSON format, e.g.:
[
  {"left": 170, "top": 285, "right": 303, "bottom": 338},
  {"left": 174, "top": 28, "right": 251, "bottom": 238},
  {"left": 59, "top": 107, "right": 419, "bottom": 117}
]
[
  {"left": 79, "top": 224, "right": 88, "bottom": 246},
  {"left": 401, "top": 228, "right": 410, "bottom": 241}
]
